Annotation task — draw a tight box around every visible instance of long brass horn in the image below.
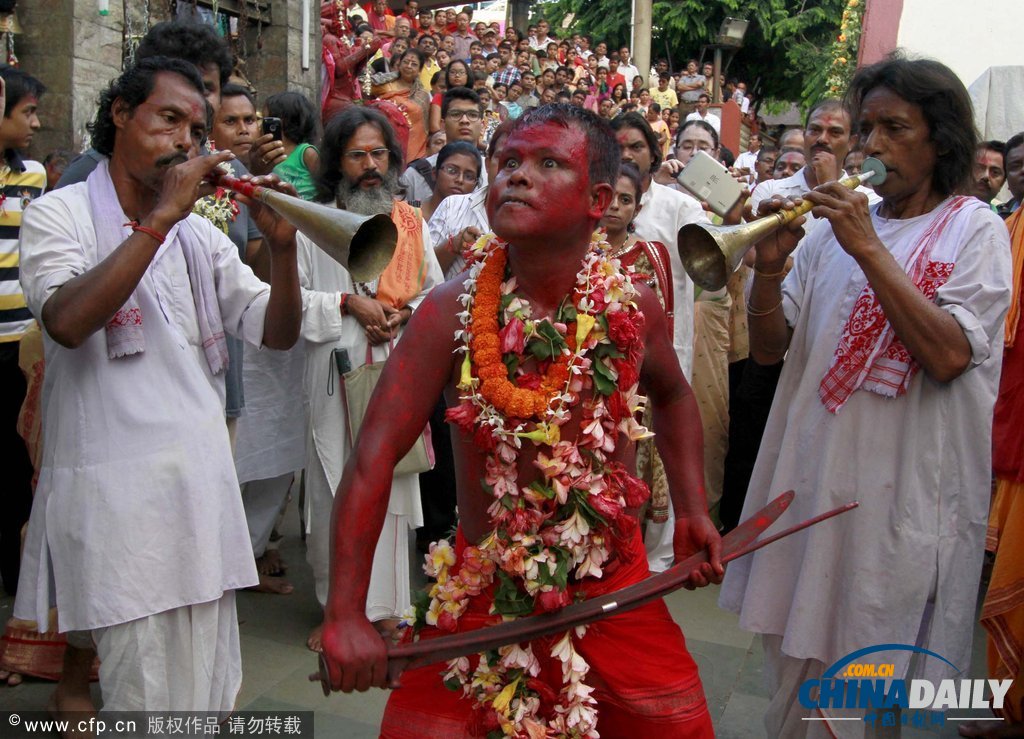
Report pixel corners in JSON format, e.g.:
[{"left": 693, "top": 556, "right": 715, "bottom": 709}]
[
  {"left": 211, "top": 171, "right": 397, "bottom": 282},
  {"left": 678, "top": 157, "right": 888, "bottom": 292}
]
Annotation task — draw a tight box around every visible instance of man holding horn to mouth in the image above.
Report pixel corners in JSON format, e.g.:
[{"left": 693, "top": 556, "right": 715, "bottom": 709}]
[
  {"left": 14, "top": 56, "right": 301, "bottom": 713},
  {"left": 719, "top": 54, "right": 1012, "bottom": 736}
]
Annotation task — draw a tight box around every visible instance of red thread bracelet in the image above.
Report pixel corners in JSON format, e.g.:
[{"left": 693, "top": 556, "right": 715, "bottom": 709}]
[
  {"left": 125, "top": 220, "right": 166, "bottom": 244},
  {"left": 339, "top": 293, "right": 349, "bottom": 315}
]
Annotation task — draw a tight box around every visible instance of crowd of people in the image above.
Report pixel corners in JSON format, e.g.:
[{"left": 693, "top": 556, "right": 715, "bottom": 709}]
[
  {"left": 321, "top": 2, "right": 758, "bottom": 165},
  {"left": 1, "top": 4, "right": 1023, "bottom": 739}
]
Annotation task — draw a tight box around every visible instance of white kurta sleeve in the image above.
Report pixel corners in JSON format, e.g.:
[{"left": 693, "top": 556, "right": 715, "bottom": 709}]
[
  {"left": 781, "top": 218, "right": 821, "bottom": 328},
  {"left": 296, "top": 233, "right": 345, "bottom": 344},
  {"left": 934, "top": 208, "right": 1012, "bottom": 368},
  {"left": 200, "top": 215, "right": 271, "bottom": 348},
  {"left": 427, "top": 198, "right": 452, "bottom": 248},
  {"left": 19, "top": 194, "right": 89, "bottom": 316}
]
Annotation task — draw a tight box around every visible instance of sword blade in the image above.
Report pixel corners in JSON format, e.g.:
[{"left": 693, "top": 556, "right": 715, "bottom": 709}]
[{"left": 313, "top": 493, "right": 857, "bottom": 693}]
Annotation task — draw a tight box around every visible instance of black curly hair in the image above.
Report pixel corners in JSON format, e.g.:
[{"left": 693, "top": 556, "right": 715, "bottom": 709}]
[
  {"left": 88, "top": 57, "right": 207, "bottom": 157},
  {"left": 135, "top": 21, "right": 233, "bottom": 89}
]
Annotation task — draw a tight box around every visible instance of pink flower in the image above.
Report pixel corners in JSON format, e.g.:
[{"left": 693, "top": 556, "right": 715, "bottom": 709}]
[
  {"left": 589, "top": 492, "right": 621, "bottom": 521},
  {"left": 445, "top": 400, "right": 477, "bottom": 433},
  {"left": 473, "top": 424, "right": 497, "bottom": 452},
  {"left": 437, "top": 610, "right": 458, "bottom": 632},
  {"left": 516, "top": 372, "right": 543, "bottom": 390},
  {"left": 615, "top": 357, "right": 640, "bottom": 392},
  {"left": 605, "top": 390, "right": 630, "bottom": 425},
  {"left": 536, "top": 588, "right": 572, "bottom": 613},
  {"left": 499, "top": 316, "right": 526, "bottom": 354},
  {"left": 503, "top": 506, "right": 543, "bottom": 536}
]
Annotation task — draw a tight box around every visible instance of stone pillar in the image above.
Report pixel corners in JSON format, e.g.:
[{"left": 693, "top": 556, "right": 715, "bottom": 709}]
[
  {"left": 632, "top": 0, "right": 652, "bottom": 88},
  {"left": 19, "top": 0, "right": 118, "bottom": 158},
  {"left": 241, "top": 0, "right": 320, "bottom": 106},
  {"left": 18, "top": 0, "right": 319, "bottom": 159}
]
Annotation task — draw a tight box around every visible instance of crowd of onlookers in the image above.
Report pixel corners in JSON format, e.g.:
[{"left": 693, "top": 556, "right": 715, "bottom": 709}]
[
  {"left": 5, "top": 3, "right": 1023, "bottom": 733},
  {"left": 322, "top": 2, "right": 759, "bottom": 165}
]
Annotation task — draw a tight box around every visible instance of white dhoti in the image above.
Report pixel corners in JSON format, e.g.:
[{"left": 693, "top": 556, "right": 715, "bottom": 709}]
[
  {"left": 92, "top": 592, "right": 241, "bottom": 713},
  {"left": 305, "top": 455, "right": 416, "bottom": 621},
  {"left": 295, "top": 214, "right": 439, "bottom": 621},
  {"left": 234, "top": 342, "right": 308, "bottom": 559},
  {"left": 241, "top": 473, "right": 295, "bottom": 558}
]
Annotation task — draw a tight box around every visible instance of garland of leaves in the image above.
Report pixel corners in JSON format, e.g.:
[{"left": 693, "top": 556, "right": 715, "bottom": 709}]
[{"left": 826, "top": 0, "right": 865, "bottom": 96}]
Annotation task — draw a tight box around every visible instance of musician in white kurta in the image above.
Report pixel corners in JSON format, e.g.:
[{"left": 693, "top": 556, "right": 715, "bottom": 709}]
[
  {"left": 720, "top": 56, "right": 1014, "bottom": 738},
  {"left": 719, "top": 200, "right": 1011, "bottom": 734},
  {"left": 298, "top": 209, "right": 443, "bottom": 619},
  {"left": 15, "top": 174, "right": 271, "bottom": 711}
]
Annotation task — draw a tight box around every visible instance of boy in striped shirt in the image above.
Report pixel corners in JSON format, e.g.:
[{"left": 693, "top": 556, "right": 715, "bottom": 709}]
[{"left": 0, "top": 65, "right": 46, "bottom": 596}]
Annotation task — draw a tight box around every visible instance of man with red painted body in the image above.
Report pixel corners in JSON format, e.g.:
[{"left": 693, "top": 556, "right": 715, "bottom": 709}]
[{"left": 320, "top": 105, "right": 719, "bottom": 737}]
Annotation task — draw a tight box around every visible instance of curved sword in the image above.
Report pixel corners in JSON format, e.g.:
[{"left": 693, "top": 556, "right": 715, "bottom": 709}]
[{"left": 313, "top": 491, "right": 857, "bottom": 694}]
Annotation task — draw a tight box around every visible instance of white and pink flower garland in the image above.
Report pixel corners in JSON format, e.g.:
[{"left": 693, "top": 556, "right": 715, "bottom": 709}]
[{"left": 402, "top": 232, "right": 654, "bottom": 738}]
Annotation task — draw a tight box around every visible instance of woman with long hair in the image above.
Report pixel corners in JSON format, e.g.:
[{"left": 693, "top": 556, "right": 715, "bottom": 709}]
[
  {"left": 429, "top": 59, "right": 470, "bottom": 133},
  {"left": 372, "top": 47, "right": 431, "bottom": 161}
]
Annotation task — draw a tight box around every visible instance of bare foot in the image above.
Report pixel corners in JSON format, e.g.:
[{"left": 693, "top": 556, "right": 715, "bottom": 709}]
[
  {"left": 307, "top": 623, "right": 323, "bottom": 652},
  {"left": 0, "top": 669, "right": 23, "bottom": 686},
  {"left": 959, "top": 720, "right": 1024, "bottom": 738},
  {"left": 49, "top": 683, "right": 97, "bottom": 738},
  {"left": 256, "top": 550, "right": 287, "bottom": 576},
  {"left": 246, "top": 573, "right": 294, "bottom": 595}
]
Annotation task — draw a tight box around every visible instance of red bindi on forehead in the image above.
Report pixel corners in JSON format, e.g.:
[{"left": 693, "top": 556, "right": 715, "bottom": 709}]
[{"left": 811, "top": 111, "right": 849, "bottom": 132}]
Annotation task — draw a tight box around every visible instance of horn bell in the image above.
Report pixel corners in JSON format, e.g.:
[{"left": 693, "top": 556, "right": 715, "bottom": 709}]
[{"left": 259, "top": 189, "right": 398, "bottom": 282}]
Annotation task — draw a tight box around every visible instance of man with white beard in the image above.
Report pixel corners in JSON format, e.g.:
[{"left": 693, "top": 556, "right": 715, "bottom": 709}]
[{"left": 299, "top": 106, "right": 443, "bottom": 652}]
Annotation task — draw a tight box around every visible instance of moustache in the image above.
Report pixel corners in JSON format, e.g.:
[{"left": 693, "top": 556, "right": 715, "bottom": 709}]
[
  {"left": 156, "top": 153, "right": 189, "bottom": 168},
  {"left": 358, "top": 170, "right": 382, "bottom": 184},
  {"left": 811, "top": 145, "right": 833, "bottom": 156}
]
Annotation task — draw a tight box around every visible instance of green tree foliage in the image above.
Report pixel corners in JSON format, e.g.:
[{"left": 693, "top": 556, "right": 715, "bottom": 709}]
[{"left": 540, "top": 0, "right": 847, "bottom": 108}]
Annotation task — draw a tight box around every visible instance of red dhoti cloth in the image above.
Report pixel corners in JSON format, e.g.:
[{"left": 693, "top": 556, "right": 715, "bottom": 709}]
[{"left": 381, "top": 524, "right": 713, "bottom": 738}]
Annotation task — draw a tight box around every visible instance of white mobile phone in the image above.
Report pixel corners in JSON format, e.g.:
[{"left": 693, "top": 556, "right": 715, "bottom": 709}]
[{"left": 675, "top": 150, "right": 743, "bottom": 217}]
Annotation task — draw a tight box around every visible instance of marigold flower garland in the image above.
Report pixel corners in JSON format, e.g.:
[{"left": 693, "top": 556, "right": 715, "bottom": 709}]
[{"left": 402, "top": 232, "right": 655, "bottom": 738}]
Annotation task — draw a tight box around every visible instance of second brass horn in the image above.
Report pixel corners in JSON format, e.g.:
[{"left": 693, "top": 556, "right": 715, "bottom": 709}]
[
  {"left": 678, "top": 157, "right": 888, "bottom": 292},
  {"left": 212, "top": 171, "right": 397, "bottom": 282}
]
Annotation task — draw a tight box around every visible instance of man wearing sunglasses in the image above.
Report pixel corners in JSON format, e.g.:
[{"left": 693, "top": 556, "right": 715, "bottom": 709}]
[
  {"left": 299, "top": 105, "right": 443, "bottom": 653},
  {"left": 401, "top": 87, "right": 485, "bottom": 205}
]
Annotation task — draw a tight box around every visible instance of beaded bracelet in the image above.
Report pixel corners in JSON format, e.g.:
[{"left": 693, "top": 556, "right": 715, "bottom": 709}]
[
  {"left": 746, "top": 299, "right": 783, "bottom": 317},
  {"left": 124, "top": 220, "right": 166, "bottom": 244}
]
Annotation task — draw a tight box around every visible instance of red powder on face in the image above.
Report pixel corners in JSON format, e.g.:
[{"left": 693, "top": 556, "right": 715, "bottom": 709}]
[{"left": 487, "top": 122, "right": 595, "bottom": 241}]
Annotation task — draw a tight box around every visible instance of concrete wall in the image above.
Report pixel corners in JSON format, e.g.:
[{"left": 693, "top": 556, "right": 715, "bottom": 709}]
[
  {"left": 862, "top": 0, "right": 1024, "bottom": 88},
  {"left": 15, "top": 0, "right": 319, "bottom": 161}
]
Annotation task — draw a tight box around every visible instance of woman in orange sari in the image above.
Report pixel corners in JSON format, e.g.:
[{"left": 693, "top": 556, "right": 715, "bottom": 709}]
[{"left": 372, "top": 48, "right": 430, "bottom": 161}]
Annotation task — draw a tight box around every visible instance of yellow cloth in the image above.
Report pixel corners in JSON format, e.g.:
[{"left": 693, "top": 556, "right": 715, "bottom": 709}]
[
  {"left": 1005, "top": 208, "right": 1024, "bottom": 347},
  {"left": 982, "top": 477, "right": 1024, "bottom": 722},
  {"left": 691, "top": 298, "right": 732, "bottom": 523}
]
